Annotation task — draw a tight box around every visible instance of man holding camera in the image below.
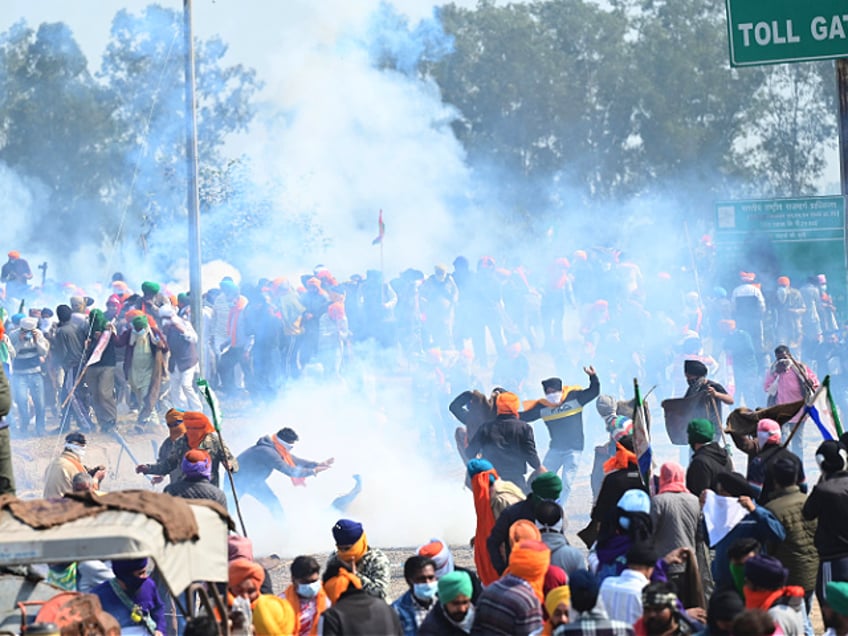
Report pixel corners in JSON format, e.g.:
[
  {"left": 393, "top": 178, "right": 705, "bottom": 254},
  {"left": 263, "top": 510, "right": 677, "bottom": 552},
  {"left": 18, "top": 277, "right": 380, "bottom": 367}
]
[
  {"left": 763, "top": 345, "right": 818, "bottom": 461},
  {"left": 10, "top": 317, "right": 49, "bottom": 436}
]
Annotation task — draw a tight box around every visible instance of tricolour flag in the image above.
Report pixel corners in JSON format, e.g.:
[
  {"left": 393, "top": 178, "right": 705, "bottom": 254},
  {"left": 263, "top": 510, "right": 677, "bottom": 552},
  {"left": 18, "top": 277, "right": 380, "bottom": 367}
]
[
  {"left": 805, "top": 374, "right": 843, "bottom": 441},
  {"left": 372, "top": 209, "right": 385, "bottom": 245},
  {"left": 632, "top": 378, "right": 653, "bottom": 489}
]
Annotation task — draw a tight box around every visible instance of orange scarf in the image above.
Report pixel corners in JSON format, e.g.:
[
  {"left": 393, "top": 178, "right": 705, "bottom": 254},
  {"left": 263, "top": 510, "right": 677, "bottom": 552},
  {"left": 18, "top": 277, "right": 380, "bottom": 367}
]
[
  {"left": 744, "top": 585, "right": 805, "bottom": 611},
  {"left": 603, "top": 441, "right": 637, "bottom": 474},
  {"left": 336, "top": 533, "right": 368, "bottom": 564},
  {"left": 323, "top": 568, "right": 362, "bottom": 604},
  {"left": 503, "top": 539, "right": 550, "bottom": 605},
  {"left": 228, "top": 296, "right": 248, "bottom": 347},
  {"left": 284, "top": 584, "right": 329, "bottom": 636},
  {"left": 271, "top": 435, "right": 307, "bottom": 487},
  {"left": 472, "top": 469, "right": 501, "bottom": 585},
  {"left": 183, "top": 411, "right": 215, "bottom": 449}
]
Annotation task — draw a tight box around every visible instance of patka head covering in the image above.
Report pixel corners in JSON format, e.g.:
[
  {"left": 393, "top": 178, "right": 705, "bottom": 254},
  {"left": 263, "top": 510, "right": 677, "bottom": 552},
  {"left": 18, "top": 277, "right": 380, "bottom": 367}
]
[
  {"left": 687, "top": 418, "right": 715, "bottom": 445},
  {"left": 7, "top": 251, "right": 19, "bottom": 259},
  {"left": 19, "top": 317, "right": 37, "bottom": 331},
  {"left": 276, "top": 427, "right": 298, "bottom": 444},
  {"left": 112, "top": 558, "right": 148, "bottom": 579},
  {"left": 826, "top": 581, "right": 848, "bottom": 616},
  {"left": 141, "top": 281, "right": 160, "bottom": 296},
  {"left": 816, "top": 440, "right": 848, "bottom": 474},
  {"left": 744, "top": 554, "right": 788, "bottom": 589},
  {"left": 568, "top": 569, "right": 599, "bottom": 613},
  {"left": 467, "top": 458, "right": 494, "bottom": 477},
  {"left": 541, "top": 377, "right": 563, "bottom": 393},
  {"left": 65, "top": 432, "right": 86, "bottom": 446},
  {"left": 131, "top": 315, "right": 149, "bottom": 331},
  {"left": 531, "top": 471, "right": 562, "bottom": 500},
  {"left": 437, "top": 570, "right": 472, "bottom": 605},
  {"left": 495, "top": 391, "right": 520, "bottom": 416},
  {"left": 777, "top": 276, "right": 790, "bottom": 287},
  {"left": 618, "top": 489, "right": 651, "bottom": 515},
  {"left": 332, "top": 519, "right": 364, "bottom": 546},
  {"left": 683, "top": 359, "right": 708, "bottom": 377}
]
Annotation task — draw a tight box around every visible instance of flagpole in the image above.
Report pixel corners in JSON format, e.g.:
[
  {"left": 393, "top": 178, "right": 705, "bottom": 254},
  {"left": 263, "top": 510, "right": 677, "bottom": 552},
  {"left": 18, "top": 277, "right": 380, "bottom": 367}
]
[{"left": 197, "top": 378, "right": 248, "bottom": 537}]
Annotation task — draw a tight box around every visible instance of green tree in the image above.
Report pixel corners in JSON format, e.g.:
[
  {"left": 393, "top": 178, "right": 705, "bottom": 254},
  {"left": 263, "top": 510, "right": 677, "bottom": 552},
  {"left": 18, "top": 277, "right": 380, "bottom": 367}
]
[
  {"left": 731, "top": 62, "right": 837, "bottom": 197},
  {"left": 98, "top": 5, "right": 262, "bottom": 250},
  {"left": 0, "top": 21, "right": 123, "bottom": 249}
]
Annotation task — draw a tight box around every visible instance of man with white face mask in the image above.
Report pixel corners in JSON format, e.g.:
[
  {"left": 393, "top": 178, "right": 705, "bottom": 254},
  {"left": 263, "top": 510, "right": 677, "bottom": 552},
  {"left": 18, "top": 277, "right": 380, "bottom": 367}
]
[
  {"left": 520, "top": 367, "right": 600, "bottom": 507},
  {"left": 745, "top": 418, "right": 806, "bottom": 504},
  {"left": 43, "top": 432, "right": 106, "bottom": 498}
]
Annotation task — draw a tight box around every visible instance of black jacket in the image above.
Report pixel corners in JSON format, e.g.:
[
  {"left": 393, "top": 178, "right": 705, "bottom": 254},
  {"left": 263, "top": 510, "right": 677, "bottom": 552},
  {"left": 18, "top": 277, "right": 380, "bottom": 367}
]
[
  {"left": 486, "top": 498, "right": 539, "bottom": 574},
  {"left": 465, "top": 415, "right": 541, "bottom": 491},
  {"left": 320, "top": 588, "right": 402, "bottom": 635},
  {"left": 686, "top": 443, "right": 733, "bottom": 496},
  {"left": 418, "top": 602, "right": 470, "bottom": 636},
  {"left": 747, "top": 444, "right": 805, "bottom": 504},
  {"left": 164, "top": 477, "right": 227, "bottom": 509},
  {"left": 591, "top": 464, "right": 649, "bottom": 531},
  {"left": 802, "top": 471, "right": 848, "bottom": 560}
]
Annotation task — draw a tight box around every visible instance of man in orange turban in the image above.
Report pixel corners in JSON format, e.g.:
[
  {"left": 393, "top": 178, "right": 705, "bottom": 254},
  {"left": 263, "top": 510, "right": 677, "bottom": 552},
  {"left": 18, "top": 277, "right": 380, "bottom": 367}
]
[
  {"left": 465, "top": 391, "right": 543, "bottom": 493},
  {"left": 136, "top": 410, "right": 238, "bottom": 488},
  {"left": 229, "top": 558, "right": 296, "bottom": 635},
  {"left": 319, "top": 566, "right": 402, "bottom": 634}
]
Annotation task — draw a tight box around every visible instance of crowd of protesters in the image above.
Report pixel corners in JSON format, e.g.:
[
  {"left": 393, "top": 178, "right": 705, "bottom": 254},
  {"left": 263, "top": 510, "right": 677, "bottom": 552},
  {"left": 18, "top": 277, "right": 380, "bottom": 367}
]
[{"left": 2, "top": 242, "right": 848, "bottom": 634}]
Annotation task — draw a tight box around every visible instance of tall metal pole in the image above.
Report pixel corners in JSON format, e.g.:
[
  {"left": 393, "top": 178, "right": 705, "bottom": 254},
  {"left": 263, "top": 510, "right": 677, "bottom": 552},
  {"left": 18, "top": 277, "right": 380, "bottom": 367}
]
[{"left": 183, "top": 0, "right": 204, "bottom": 375}]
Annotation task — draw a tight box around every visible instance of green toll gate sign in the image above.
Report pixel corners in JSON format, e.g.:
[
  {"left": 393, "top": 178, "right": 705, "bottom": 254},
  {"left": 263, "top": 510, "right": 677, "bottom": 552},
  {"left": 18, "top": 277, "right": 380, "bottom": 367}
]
[{"left": 725, "top": 0, "right": 848, "bottom": 66}]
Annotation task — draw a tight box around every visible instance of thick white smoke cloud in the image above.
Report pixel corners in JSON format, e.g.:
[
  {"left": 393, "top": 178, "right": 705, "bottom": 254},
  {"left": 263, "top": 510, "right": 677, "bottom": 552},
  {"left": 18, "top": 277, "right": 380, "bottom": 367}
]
[{"left": 232, "top": 2, "right": 475, "bottom": 279}]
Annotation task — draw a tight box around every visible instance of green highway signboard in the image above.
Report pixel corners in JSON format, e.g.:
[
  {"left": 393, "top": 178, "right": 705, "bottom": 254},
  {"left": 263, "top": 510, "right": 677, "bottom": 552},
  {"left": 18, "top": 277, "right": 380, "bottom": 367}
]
[
  {"left": 714, "top": 196, "right": 847, "bottom": 321},
  {"left": 725, "top": 0, "right": 848, "bottom": 66}
]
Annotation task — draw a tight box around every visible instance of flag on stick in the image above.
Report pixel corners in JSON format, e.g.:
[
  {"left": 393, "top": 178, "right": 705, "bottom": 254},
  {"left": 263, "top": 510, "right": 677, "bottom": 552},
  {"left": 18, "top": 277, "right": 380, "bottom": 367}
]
[
  {"left": 371, "top": 209, "right": 385, "bottom": 245},
  {"left": 85, "top": 330, "right": 112, "bottom": 368},
  {"left": 632, "top": 378, "right": 653, "bottom": 489},
  {"left": 805, "top": 375, "right": 843, "bottom": 441}
]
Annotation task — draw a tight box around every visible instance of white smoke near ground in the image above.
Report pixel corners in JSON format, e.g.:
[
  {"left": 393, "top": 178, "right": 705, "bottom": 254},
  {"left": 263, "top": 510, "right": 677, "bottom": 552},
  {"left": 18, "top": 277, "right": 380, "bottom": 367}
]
[{"left": 223, "top": 379, "right": 475, "bottom": 557}]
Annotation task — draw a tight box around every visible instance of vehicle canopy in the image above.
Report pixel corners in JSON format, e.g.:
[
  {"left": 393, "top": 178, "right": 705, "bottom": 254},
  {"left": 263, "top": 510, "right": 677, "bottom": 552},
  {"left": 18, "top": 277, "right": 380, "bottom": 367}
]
[{"left": 0, "top": 490, "right": 230, "bottom": 596}]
